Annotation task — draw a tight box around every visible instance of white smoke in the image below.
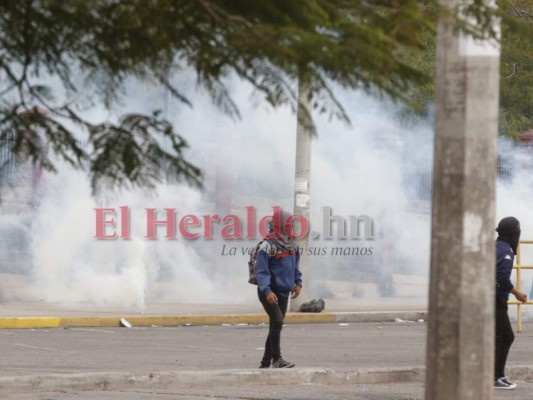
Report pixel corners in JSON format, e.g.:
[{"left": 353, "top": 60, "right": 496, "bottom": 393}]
[
  {"left": 2, "top": 73, "right": 436, "bottom": 310},
  {"left": 497, "top": 140, "right": 533, "bottom": 309},
  {"left": 5, "top": 69, "right": 531, "bottom": 313}
]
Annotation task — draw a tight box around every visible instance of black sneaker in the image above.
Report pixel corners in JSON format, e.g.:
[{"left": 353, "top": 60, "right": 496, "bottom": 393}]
[
  {"left": 494, "top": 377, "right": 517, "bottom": 390},
  {"left": 272, "top": 358, "right": 295, "bottom": 368},
  {"left": 259, "top": 361, "right": 270, "bottom": 369}
]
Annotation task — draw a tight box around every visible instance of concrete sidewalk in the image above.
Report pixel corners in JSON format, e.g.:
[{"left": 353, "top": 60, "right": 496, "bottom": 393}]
[
  {"left": 7, "top": 382, "right": 533, "bottom": 400},
  {"left": 0, "top": 299, "right": 427, "bottom": 329},
  {"left": 0, "top": 298, "right": 428, "bottom": 316}
]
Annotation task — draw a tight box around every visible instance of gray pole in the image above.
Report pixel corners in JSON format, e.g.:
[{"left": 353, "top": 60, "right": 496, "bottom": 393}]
[
  {"left": 426, "top": 1, "right": 500, "bottom": 399},
  {"left": 291, "top": 70, "right": 312, "bottom": 311}
]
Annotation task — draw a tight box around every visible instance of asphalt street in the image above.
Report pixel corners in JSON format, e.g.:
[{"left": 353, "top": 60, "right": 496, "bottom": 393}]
[
  {"left": 2, "top": 322, "right": 533, "bottom": 399},
  {"left": 3, "top": 322, "right": 533, "bottom": 376},
  {"left": 2, "top": 322, "right": 428, "bottom": 376}
]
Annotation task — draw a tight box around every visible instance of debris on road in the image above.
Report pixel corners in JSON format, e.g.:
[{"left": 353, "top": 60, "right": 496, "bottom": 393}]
[{"left": 120, "top": 318, "right": 132, "bottom": 328}]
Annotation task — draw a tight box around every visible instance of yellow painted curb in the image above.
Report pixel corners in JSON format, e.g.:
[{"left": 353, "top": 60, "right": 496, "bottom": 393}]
[
  {"left": 0, "top": 317, "right": 62, "bottom": 329},
  {"left": 59, "top": 317, "right": 119, "bottom": 327},
  {"left": 0, "top": 313, "right": 336, "bottom": 329},
  {"left": 285, "top": 313, "right": 336, "bottom": 324},
  {"left": 126, "top": 315, "right": 269, "bottom": 327}
]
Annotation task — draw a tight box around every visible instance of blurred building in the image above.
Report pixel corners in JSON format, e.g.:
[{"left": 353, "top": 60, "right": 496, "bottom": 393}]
[{"left": 0, "top": 107, "right": 48, "bottom": 276}]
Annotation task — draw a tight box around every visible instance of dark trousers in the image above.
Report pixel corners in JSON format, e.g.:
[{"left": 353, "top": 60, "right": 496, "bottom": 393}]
[
  {"left": 495, "top": 295, "right": 515, "bottom": 379},
  {"left": 258, "top": 288, "right": 288, "bottom": 364}
]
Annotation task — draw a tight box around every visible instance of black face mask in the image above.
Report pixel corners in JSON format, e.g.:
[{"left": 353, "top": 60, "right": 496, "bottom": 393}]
[
  {"left": 499, "top": 232, "right": 521, "bottom": 255},
  {"left": 496, "top": 217, "right": 521, "bottom": 254}
]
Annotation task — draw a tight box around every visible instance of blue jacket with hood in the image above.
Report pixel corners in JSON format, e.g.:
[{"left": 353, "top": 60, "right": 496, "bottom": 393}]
[
  {"left": 255, "top": 240, "right": 303, "bottom": 297},
  {"left": 496, "top": 239, "right": 515, "bottom": 298}
]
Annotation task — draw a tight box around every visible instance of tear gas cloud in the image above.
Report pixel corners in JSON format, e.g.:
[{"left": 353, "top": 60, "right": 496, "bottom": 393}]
[
  {"left": 497, "top": 140, "right": 533, "bottom": 315},
  {"left": 1, "top": 71, "right": 531, "bottom": 312}
]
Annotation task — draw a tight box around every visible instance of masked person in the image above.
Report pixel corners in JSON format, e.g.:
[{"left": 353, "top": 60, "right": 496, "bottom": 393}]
[
  {"left": 494, "top": 216, "right": 527, "bottom": 390},
  {"left": 256, "top": 209, "right": 303, "bottom": 369}
]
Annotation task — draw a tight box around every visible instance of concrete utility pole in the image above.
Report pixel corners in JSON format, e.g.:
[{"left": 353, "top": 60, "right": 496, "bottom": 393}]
[
  {"left": 291, "top": 70, "right": 312, "bottom": 311},
  {"left": 426, "top": 1, "right": 501, "bottom": 399}
]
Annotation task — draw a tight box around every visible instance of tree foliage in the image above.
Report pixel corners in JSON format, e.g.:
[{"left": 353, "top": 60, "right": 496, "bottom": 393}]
[
  {"left": 398, "top": 0, "right": 533, "bottom": 139},
  {"left": 0, "top": 0, "right": 511, "bottom": 191},
  {"left": 499, "top": 0, "right": 533, "bottom": 138}
]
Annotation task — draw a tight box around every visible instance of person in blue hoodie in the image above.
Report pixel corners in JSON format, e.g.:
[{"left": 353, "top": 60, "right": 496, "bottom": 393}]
[
  {"left": 256, "top": 209, "right": 303, "bottom": 369},
  {"left": 494, "top": 216, "right": 527, "bottom": 390}
]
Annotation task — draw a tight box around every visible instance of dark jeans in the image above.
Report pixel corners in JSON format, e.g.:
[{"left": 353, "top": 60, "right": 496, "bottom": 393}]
[
  {"left": 258, "top": 288, "right": 288, "bottom": 364},
  {"left": 495, "top": 295, "right": 515, "bottom": 379}
]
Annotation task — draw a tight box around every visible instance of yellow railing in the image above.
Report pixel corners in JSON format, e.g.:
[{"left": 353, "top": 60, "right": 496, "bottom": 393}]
[{"left": 508, "top": 240, "right": 533, "bottom": 333}]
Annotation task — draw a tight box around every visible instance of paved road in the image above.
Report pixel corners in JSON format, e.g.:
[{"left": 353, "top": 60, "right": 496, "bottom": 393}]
[
  {"left": 2, "top": 322, "right": 533, "bottom": 399},
  {"left": 2, "top": 322, "right": 428, "bottom": 376},
  {"left": 2, "top": 322, "right": 533, "bottom": 375}
]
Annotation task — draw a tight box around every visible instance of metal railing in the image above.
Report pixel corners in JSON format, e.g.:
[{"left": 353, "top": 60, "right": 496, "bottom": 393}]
[{"left": 508, "top": 240, "right": 533, "bottom": 333}]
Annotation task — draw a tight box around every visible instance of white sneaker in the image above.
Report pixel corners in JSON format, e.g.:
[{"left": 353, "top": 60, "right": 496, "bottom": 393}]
[
  {"left": 494, "top": 377, "right": 517, "bottom": 390},
  {"left": 501, "top": 377, "right": 517, "bottom": 389}
]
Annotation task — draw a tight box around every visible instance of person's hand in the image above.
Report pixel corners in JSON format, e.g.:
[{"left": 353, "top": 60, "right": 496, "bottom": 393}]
[
  {"left": 266, "top": 292, "right": 278, "bottom": 305},
  {"left": 291, "top": 285, "right": 301, "bottom": 299},
  {"left": 514, "top": 290, "right": 528, "bottom": 303}
]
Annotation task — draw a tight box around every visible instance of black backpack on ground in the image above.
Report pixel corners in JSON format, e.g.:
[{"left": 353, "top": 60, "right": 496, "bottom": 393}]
[{"left": 299, "top": 298, "right": 325, "bottom": 313}]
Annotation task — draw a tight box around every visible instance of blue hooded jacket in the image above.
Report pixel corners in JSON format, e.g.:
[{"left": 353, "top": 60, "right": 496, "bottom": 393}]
[
  {"left": 496, "top": 239, "right": 515, "bottom": 298},
  {"left": 255, "top": 240, "right": 303, "bottom": 297}
]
